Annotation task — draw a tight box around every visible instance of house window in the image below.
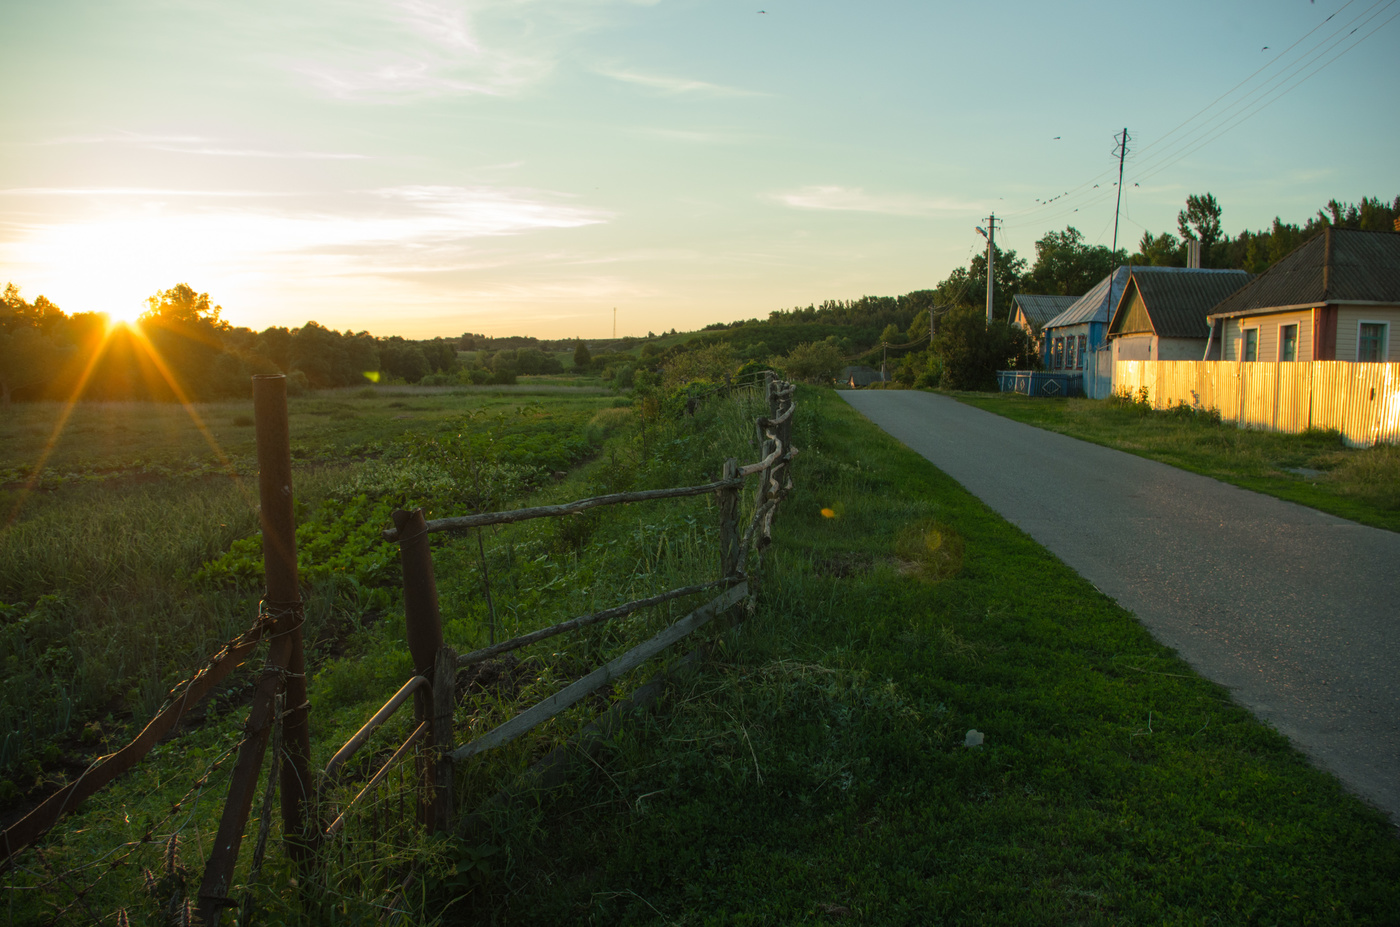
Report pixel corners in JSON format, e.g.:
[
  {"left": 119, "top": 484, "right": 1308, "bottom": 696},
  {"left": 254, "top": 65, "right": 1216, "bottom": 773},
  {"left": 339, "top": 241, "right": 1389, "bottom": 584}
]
[
  {"left": 1279, "top": 324, "right": 1298, "bottom": 362},
  {"left": 1054, "top": 337, "right": 1064, "bottom": 369},
  {"left": 1067, "top": 336, "right": 1077, "bottom": 370},
  {"left": 1358, "top": 322, "right": 1388, "bottom": 362},
  {"left": 1243, "top": 328, "right": 1258, "bottom": 362},
  {"left": 1077, "top": 335, "right": 1086, "bottom": 369}
]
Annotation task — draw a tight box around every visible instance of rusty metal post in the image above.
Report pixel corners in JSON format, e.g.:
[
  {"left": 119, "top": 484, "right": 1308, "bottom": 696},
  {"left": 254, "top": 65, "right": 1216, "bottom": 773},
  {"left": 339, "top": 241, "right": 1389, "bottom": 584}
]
[
  {"left": 432, "top": 646, "right": 458, "bottom": 832},
  {"left": 717, "top": 458, "right": 739, "bottom": 577},
  {"left": 391, "top": 508, "right": 445, "bottom": 828},
  {"left": 199, "top": 374, "right": 313, "bottom": 923}
]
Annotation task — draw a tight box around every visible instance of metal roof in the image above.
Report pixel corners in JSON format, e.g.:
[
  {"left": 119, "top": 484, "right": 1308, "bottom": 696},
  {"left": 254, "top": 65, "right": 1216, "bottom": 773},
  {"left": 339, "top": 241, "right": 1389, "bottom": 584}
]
[
  {"left": 1208, "top": 228, "right": 1400, "bottom": 318},
  {"left": 1012, "top": 294, "right": 1078, "bottom": 327},
  {"left": 1044, "top": 265, "right": 1253, "bottom": 331},
  {"left": 1111, "top": 270, "right": 1253, "bottom": 339}
]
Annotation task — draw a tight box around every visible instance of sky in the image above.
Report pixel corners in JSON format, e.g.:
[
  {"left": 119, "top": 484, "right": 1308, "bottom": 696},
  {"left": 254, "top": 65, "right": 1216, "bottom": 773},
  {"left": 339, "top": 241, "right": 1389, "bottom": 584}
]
[{"left": 2, "top": 0, "right": 1397, "bottom": 339}]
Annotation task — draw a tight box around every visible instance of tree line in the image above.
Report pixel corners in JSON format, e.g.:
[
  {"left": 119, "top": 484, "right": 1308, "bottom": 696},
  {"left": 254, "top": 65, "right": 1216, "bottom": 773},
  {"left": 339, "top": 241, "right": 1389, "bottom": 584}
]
[{"left": 0, "top": 283, "right": 579, "bottom": 405}]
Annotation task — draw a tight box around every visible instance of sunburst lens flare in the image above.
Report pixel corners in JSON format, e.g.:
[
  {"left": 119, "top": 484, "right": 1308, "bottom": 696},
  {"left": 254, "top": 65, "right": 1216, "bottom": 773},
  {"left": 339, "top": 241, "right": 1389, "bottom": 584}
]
[{"left": 106, "top": 304, "right": 145, "bottom": 328}]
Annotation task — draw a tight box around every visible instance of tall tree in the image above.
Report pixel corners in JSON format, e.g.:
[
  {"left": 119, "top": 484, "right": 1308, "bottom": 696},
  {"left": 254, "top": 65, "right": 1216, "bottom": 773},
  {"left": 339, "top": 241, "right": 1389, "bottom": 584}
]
[
  {"left": 1021, "top": 226, "right": 1125, "bottom": 296},
  {"left": 1178, "top": 193, "right": 1223, "bottom": 266},
  {"left": 573, "top": 339, "right": 592, "bottom": 369}
]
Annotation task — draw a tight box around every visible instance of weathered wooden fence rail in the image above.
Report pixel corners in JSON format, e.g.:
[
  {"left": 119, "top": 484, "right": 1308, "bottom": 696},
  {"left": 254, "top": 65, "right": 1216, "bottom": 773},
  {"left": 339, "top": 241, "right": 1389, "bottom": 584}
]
[
  {"left": 0, "top": 373, "right": 798, "bottom": 925},
  {"left": 1116, "top": 359, "right": 1400, "bottom": 447}
]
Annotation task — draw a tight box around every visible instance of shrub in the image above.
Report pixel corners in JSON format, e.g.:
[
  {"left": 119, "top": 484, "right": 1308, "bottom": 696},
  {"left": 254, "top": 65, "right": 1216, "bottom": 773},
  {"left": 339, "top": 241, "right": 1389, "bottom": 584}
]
[{"left": 932, "top": 307, "right": 1038, "bottom": 391}]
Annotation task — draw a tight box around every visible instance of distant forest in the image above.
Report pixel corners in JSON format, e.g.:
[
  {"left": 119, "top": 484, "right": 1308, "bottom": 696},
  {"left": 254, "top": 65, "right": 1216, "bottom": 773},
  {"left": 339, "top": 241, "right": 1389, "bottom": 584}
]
[{"left": 2, "top": 194, "right": 1395, "bottom": 403}]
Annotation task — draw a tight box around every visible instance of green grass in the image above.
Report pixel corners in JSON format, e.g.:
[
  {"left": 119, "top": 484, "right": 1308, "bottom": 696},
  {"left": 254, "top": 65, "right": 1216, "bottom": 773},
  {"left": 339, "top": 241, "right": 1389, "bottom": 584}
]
[
  {"left": 459, "top": 387, "right": 1400, "bottom": 925},
  {"left": 953, "top": 392, "right": 1400, "bottom": 533},
  {"left": 0, "top": 384, "right": 763, "bottom": 922},
  {"left": 0, "top": 387, "right": 617, "bottom": 792},
  {"left": 8, "top": 386, "right": 1398, "bottom": 924}
]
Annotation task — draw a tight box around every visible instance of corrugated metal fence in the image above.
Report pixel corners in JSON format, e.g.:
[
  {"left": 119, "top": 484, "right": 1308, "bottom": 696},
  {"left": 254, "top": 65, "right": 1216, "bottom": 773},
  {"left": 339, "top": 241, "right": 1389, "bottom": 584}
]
[{"left": 1115, "top": 360, "right": 1400, "bottom": 448}]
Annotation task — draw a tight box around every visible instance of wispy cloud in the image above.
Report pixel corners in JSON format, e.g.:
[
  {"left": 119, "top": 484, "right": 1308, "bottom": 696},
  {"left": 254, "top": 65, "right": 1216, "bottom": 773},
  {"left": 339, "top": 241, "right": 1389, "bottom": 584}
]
[
  {"left": 594, "top": 65, "right": 764, "bottom": 97},
  {"left": 771, "top": 185, "right": 982, "bottom": 216},
  {"left": 629, "top": 127, "right": 746, "bottom": 144},
  {"left": 31, "top": 132, "right": 370, "bottom": 160},
  {"left": 0, "top": 184, "right": 610, "bottom": 320},
  {"left": 286, "top": 0, "right": 552, "bottom": 100}
]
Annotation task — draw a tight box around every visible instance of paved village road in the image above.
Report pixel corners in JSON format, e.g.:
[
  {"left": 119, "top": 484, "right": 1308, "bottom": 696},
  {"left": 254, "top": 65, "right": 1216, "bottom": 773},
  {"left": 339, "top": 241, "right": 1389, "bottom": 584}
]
[{"left": 842, "top": 390, "right": 1400, "bottom": 824}]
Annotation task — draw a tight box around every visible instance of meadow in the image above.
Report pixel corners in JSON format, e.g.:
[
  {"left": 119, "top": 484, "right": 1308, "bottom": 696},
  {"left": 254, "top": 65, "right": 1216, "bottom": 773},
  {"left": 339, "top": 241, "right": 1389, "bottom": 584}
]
[{"left": 3, "top": 383, "right": 1398, "bottom": 924}]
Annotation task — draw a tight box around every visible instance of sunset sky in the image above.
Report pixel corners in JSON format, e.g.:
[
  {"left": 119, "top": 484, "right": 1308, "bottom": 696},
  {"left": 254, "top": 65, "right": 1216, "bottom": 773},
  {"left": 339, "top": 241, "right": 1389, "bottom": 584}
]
[{"left": 2, "top": 0, "right": 1397, "bottom": 339}]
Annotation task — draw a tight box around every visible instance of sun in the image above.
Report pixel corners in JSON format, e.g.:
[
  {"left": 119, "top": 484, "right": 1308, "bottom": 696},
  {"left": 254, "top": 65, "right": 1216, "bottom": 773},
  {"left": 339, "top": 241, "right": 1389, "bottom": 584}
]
[{"left": 107, "top": 303, "right": 145, "bottom": 327}]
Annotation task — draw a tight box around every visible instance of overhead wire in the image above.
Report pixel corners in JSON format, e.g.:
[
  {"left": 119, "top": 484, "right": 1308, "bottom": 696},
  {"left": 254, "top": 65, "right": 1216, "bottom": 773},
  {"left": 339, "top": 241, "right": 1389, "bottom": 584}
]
[{"left": 995, "top": 0, "right": 1394, "bottom": 231}]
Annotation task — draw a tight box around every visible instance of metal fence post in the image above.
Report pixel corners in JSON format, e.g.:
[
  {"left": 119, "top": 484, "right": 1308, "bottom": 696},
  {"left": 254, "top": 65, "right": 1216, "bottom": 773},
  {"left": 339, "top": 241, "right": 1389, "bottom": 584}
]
[{"left": 391, "top": 508, "right": 446, "bottom": 828}]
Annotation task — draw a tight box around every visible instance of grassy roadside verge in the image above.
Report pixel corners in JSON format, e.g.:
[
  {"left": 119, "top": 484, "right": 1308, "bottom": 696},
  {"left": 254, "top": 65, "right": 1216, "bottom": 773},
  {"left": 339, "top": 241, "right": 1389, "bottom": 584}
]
[
  {"left": 952, "top": 391, "right": 1400, "bottom": 533},
  {"left": 472, "top": 387, "right": 1400, "bottom": 925}
]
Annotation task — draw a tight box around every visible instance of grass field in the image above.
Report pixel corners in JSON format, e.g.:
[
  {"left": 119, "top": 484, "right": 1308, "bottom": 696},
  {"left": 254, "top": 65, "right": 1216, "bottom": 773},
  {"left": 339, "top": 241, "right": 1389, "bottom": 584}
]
[
  {"left": 0, "top": 384, "right": 622, "bottom": 796},
  {"left": 5, "top": 385, "right": 1398, "bottom": 924},
  {"left": 464, "top": 388, "right": 1400, "bottom": 925},
  {"left": 952, "top": 391, "right": 1400, "bottom": 533}
]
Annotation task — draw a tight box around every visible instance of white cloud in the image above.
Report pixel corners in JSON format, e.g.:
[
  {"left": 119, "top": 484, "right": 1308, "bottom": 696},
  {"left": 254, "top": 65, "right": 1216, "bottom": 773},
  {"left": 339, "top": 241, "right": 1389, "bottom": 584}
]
[
  {"left": 32, "top": 133, "right": 370, "bottom": 160},
  {"left": 284, "top": 0, "right": 556, "bottom": 100},
  {"left": 771, "top": 185, "right": 983, "bottom": 217},
  {"left": 0, "top": 185, "right": 609, "bottom": 318},
  {"left": 594, "top": 65, "right": 764, "bottom": 97}
]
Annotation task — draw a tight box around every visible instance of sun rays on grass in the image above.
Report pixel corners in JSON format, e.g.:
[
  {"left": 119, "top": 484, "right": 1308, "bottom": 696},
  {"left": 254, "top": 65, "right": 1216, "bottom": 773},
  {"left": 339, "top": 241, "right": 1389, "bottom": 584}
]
[{"left": 3, "top": 319, "right": 252, "bottom": 531}]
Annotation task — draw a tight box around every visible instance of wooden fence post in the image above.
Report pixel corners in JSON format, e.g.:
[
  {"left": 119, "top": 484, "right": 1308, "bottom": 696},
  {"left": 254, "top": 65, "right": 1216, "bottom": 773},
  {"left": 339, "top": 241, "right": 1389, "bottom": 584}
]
[
  {"left": 433, "top": 646, "right": 457, "bottom": 832},
  {"left": 718, "top": 458, "right": 739, "bottom": 578},
  {"left": 199, "top": 374, "right": 313, "bottom": 923},
  {"left": 391, "top": 508, "right": 447, "bottom": 829}
]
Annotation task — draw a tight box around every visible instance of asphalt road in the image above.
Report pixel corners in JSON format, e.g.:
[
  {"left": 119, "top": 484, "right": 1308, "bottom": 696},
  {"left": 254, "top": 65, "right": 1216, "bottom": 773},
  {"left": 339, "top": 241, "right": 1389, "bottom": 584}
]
[{"left": 842, "top": 389, "right": 1400, "bottom": 824}]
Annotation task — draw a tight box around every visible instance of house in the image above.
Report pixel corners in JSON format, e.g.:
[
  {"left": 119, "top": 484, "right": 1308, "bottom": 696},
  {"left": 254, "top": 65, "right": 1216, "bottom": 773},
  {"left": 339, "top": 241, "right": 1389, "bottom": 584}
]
[
  {"left": 1011, "top": 294, "right": 1078, "bottom": 346},
  {"left": 1041, "top": 267, "right": 1134, "bottom": 375},
  {"left": 1205, "top": 227, "right": 1400, "bottom": 362},
  {"left": 841, "top": 365, "right": 883, "bottom": 388},
  {"left": 1107, "top": 269, "right": 1252, "bottom": 362}
]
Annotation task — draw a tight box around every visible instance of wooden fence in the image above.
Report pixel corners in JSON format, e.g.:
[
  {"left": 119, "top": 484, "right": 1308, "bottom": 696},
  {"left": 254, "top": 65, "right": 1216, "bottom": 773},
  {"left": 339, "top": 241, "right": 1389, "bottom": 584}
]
[
  {"left": 0, "top": 373, "right": 797, "bottom": 925},
  {"left": 1115, "top": 360, "right": 1400, "bottom": 448}
]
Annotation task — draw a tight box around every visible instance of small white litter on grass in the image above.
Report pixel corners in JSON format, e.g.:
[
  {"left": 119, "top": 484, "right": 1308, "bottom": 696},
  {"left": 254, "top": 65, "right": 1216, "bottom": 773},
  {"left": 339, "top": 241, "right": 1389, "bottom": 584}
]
[{"left": 964, "top": 729, "right": 984, "bottom": 748}]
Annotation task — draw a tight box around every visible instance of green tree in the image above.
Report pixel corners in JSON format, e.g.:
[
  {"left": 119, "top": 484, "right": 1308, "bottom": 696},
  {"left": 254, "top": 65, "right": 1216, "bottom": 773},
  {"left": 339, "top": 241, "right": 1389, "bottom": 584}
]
[
  {"left": 879, "top": 323, "right": 903, "bottom": 345},
  {"left": 573, "top": 339, "right": 592, "bottom": 370},
  {"left": 931, "top": 247, "right": 1026, "bottom": 322},
  {"left": 1132, "top": 231, "right": 1184, "bottom": 267},
  {"left": 1021, "top": 226, "right": 1125, "bottom": 296},
  {"left": 1178, "top": 193, "right": 1223, "bottom": 266},
  {"left": 779, "top": 341, "right": 844, "bottom": 384},
  {"left": 932, "top": 307, "right": 1037, "bottom": 391}
]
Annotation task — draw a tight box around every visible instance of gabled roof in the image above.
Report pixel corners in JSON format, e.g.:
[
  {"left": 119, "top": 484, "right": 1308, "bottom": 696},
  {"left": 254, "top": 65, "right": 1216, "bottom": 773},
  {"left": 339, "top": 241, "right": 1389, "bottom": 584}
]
[
  {"left": 1208, "top": 227, "right": 1400, "bottom": 318},
  {"left": 1012, "top": 294, "right": 1078, "bottom": 328},
  {"left": 1111, "top": 270, "right": 1253, "bottom": 339},
  {"left": 1044, "top": 265, "right": 1249, "bottom": 331}
]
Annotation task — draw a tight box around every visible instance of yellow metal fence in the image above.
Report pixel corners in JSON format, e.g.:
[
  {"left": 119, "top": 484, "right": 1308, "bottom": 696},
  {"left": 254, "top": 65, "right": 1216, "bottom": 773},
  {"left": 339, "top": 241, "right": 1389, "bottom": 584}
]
[{"left": 1114, "top": 360, "right": 1400, "bottom": 448}]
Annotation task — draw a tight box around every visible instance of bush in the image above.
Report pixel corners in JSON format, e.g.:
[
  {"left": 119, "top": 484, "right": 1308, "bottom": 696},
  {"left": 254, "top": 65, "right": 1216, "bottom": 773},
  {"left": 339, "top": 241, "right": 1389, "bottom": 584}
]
[
  {"left": 779, "top": 341, "right": 844, "bottom": 384},
  {"left": 932, "top": 308, "right": 1038, "bottom": 391}
]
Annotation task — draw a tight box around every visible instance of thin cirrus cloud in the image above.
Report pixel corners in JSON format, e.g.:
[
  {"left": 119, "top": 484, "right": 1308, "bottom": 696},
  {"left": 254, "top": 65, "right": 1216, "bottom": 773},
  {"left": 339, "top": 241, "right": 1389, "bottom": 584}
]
[
  {"left": 772, "top": 185, "right": 983, "bottom": 217},
  {"left": 286, "top": 0, "right": 550, "bottom": 99},
  {"left": 33, "top": 133, "right": 370, "bottom": 160},
  {"left": 0, "top": 184, "right": 610, "bottom": 316},
  {"left": 593, "top": 65, "right": 765, "bottom": 97}
]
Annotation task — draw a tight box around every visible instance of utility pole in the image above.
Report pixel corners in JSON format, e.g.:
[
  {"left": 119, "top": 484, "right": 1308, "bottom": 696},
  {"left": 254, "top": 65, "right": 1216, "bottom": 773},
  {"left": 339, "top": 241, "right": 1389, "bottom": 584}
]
[
  {"left": 976, "top": 214, "right": 1002, "bottom": 326},
  {"left": 1111, "top": 128, "right": 1130, "bottom": 257}
]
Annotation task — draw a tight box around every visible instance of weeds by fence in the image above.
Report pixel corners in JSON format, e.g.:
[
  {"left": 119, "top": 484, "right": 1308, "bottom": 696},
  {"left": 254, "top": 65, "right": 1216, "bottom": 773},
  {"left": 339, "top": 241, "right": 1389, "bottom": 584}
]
[{"left": 1, "top": 373, "right": 797, "bottom": 924}]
